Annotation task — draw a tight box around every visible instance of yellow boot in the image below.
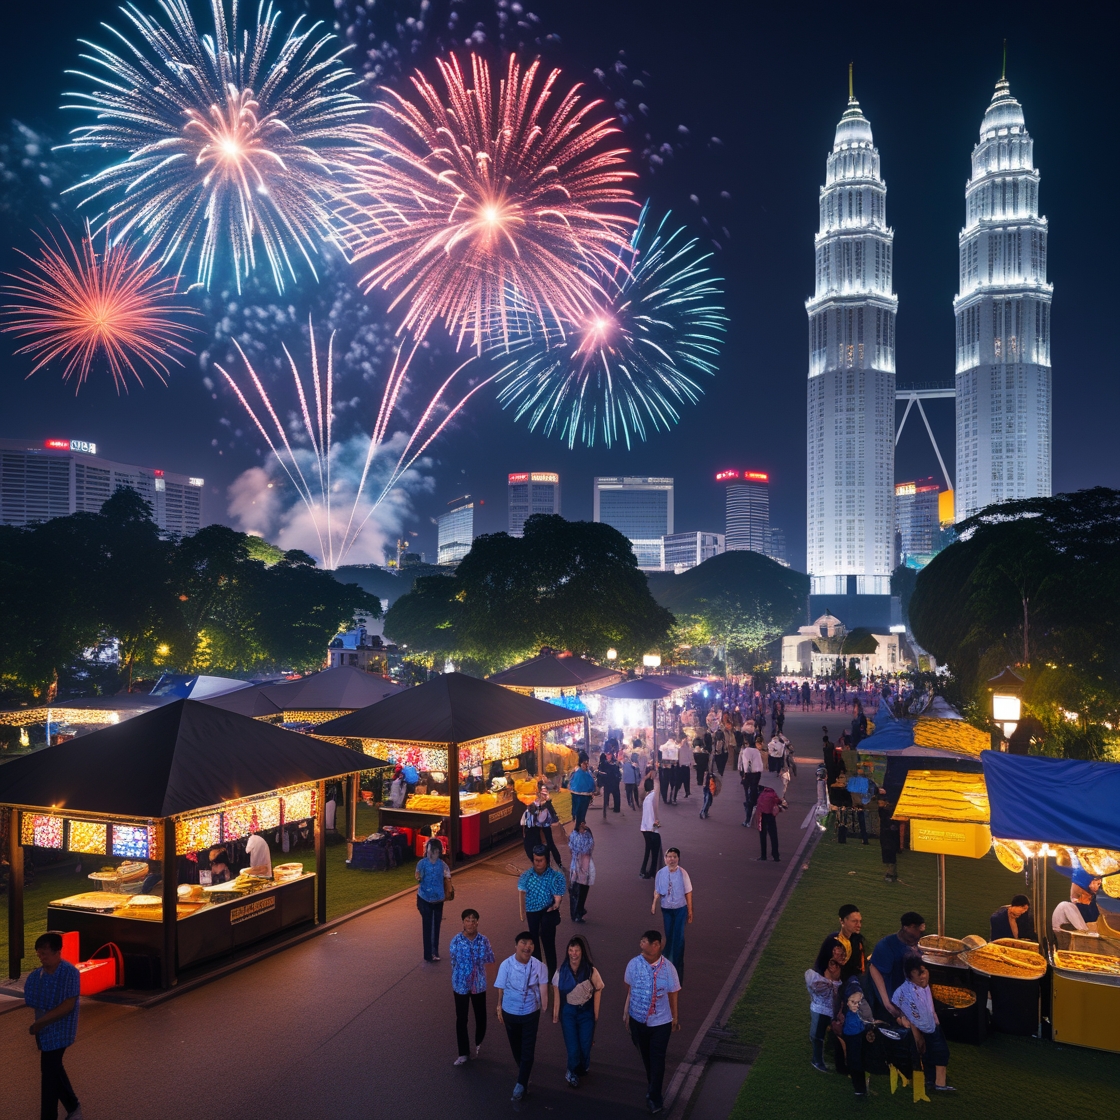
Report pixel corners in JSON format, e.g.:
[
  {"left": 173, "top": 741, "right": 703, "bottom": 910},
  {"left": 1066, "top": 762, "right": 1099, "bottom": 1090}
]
[
  {"left": 889, "top": 1065, "right": 911, "bottom": 1094},
  {"left": 913, "top": 1069, "right": 931, "bottom": 1103}
]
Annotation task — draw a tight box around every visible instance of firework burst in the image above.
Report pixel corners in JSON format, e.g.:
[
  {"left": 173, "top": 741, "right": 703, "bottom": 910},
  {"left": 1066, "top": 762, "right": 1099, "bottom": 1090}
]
[
  {"left": 344, "top": 51, "right": 636, "bottom": 351},
  {"left": 496, "top": 206, "right": 727, "bottom": 448},
  {"left": 62, "top": 0, "right": 373, "bottom": 292},
  {"left": 1, "top": 224, "right": 199, "bottom": 392}
]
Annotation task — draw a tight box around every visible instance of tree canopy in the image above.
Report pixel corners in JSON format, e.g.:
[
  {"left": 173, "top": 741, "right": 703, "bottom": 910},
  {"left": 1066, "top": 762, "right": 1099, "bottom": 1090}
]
[
  {"left": 910, "top": 489, "right": 1120, "bottom": 758},
  {"left": 383, "top": 515, "right": 674, "bottom": 672},
  {"left": 0, "top": 489, "right": 379, "bottom": 699}
]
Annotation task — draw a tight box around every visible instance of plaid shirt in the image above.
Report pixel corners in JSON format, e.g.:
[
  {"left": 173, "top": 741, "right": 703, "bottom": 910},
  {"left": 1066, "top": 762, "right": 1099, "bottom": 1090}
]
[
  {"left": 518, "top": 866, "right": 566, "bottom": 912},
  {"left": 449, "top": 932, "right": 495, "bottom": 995},
  {"left": 25, "top": 960, "right": 80, "bottom": 1051}
]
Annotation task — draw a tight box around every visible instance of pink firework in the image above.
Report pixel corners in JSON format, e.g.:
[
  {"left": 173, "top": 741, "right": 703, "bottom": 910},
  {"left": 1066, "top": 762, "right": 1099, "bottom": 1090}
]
[
  {"left": 1, "top": 226, "right": 198, "bottom": 392},
  {"left": 345, "top": 52, "right": 636, "bottom": 350}
]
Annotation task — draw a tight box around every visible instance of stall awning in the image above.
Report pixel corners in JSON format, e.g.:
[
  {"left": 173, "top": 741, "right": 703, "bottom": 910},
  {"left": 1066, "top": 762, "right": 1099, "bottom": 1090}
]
[
  {"left": 256, "top": 665, "right": 404, "bottom": 713},
  {"left": 595, "top": 679, "right": 674, "bottom": 701},
  {"left": 860, "top": 699, "right": 990, "bottom": 757},
  {"left": 0, "top": 699, "right": 374, "bottom": 818},
  {"left": 199, "top": 685, "right": 283, "bottom": 718},
  {"left": 982, "top": 752, "right": 1120, "bottom": 850},
  {"left": 893, "top": 770, "right": 990, "bottom": 824},
  {"left": 315, "top": 672, "right": 574, "bottom": 745},
  {"left": 488, "top": 651, "right": 621, "bottom": 691}
]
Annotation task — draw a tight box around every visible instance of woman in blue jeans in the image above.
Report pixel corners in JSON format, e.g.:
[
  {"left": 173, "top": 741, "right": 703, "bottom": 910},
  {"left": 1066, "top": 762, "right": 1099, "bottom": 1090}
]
[
  {"left": 551, "top": 936, "right": 604, "bottom": 1088},
  {"left": 414, "top": 838, "right": 451, "bottom": 961},
  {"left": 652, "top": 848, "right": 694, "bottom": 981}
]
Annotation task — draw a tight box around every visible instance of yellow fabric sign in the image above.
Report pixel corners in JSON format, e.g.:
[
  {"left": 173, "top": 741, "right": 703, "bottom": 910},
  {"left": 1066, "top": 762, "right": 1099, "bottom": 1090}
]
[{"left": 910, "top": 819, "right": 992, "bottom": 858}]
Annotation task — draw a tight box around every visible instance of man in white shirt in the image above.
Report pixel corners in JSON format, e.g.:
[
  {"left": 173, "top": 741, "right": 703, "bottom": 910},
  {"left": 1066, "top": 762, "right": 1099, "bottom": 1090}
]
[
  {"left": 245, "top": 830, "right": 272, "bottom": 877},
  {"left": 495, "top": 931, "right": 550, "bottom": 1102},
  {"left": 623, "top": 929, "right": 681, "bottom": 1114},
  {"left": 1052, "top": 886, "right": 1095, "bottom": 934},
  {"left": 639, "top": 778, "right": 662, "bottom": 879},
  {"left": 737, "top": 738, "right": 764, "bottom": 826}
]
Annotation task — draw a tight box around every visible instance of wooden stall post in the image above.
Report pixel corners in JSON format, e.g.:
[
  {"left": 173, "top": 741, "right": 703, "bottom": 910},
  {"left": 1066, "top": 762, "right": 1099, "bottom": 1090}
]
[
  {"left": 448, "top": 741, "right": 460, "bottom": 870},
  {"left": 7, "top": 809, "right": 24, "bottom": 979},
  {"left": 936, "top": 853, "right": 947, "bottom": 938},
  {"left": 536, "top": 725, "right": 545, "bottom": 783},
  {"left": 315, "top": 780, "right": 327, "bottom": 925},
  {"left": 347, "top": 773, "right": 359, "bottom": 841},
  {"left": 161, "top": 817, "right": 178, "bottom": 988}
]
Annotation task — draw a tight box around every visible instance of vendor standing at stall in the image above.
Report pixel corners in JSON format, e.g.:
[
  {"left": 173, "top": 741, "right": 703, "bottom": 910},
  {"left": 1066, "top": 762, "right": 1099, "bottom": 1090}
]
[
  {"left": 1052, "top": 886, "right": 1096, "bottom": 935},
  {"left": 245, "top": 828, "right": 273, "bottom": 877},
  {"left": 990, "top": 894, "right": 1036, "bottom": 942}
]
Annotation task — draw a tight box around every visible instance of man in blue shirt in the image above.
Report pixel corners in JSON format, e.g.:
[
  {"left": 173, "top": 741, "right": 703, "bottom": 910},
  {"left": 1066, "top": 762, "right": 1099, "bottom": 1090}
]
[
  {"left": 24, "top": 931, "right": 83, "bottom": 1120},
  {"left": 495, "top": 931, "right": 550, "bottom": 1102},
  {"left": 448, "top": 908, "right": 496, "bottom": 1065},
  {"left": 623, "top": 929, "right": 681, "bottom": 1114},
  {"left": 568, "top": 753, "right": 596, "bottom": 825},
  {"left": 868, "top": 911, "right": 926, "bottom": 1022},
  {"left": 518, "top": 847, "right": 566, "bottom": 976}
]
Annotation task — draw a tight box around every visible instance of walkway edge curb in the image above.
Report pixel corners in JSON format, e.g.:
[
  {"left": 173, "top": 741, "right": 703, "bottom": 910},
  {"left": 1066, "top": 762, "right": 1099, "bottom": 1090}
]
[{"left": 664, "top": 820, "right": 823, "bottom": 1117}]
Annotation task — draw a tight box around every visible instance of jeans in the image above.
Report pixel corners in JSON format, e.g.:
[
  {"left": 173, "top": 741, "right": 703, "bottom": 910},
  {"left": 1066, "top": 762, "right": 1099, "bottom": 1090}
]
[
  {"left": 560, "top": 1001, "right": 596, "bottom": 1075},
  {"left": 662, "top": 905, "right": 687, "bottom": 981},
  {"left": 759, "top": 814, "right": 779, "bottom": 859},
  {"left": 810, "top": 1011, "right": 830, "bottom": 1066},
  {"left": 629, "top": 1019, "right": 672, "bottom": 1108},
  {"left": 527, "top": 908, "right": 561, "bottom": 977},
  {"left": 640, "top": 830, "right": 662, "bottom": 877},
  {"left": 700, "top": 786, "right": 713, "bottom": 817},
  {"left": 455, "top": 990, "right": 487, "bottom": 1056},
  {"left": 571, "top": 793, "right": 592, "bottom": 826},
  {"left": 503, "top": 1009, "right": 541, "bottom": 1088},
  {"left": 569, "top": 882, "right": 589, "bottom": 921},
  {"left": 40, "top": 1047, "right": 79, "bottom": 1120},
  {"left": 625, "top": 782, "right": 639, "bottom": 809},
  {"left": 417, "top": 896, "right": 444, "bottom": 960}
]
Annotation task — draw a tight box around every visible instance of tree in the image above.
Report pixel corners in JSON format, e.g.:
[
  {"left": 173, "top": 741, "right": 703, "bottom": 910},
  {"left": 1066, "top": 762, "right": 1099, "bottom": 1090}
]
[
  {"left": 650, "top": 550, "right": 808, "bottom": 662},
  {"left": 381, "top": 575, "right": 464, "bottom": 668}
]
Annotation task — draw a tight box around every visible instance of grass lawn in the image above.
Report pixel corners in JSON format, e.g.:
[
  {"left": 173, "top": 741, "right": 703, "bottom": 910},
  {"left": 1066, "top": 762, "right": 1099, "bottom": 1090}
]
[
  {"left": 2, "top": 803, "right": 416, "bottom": 975},
  {"left": 726, "top": 836, "right": 1120, "bottom": 1118}
]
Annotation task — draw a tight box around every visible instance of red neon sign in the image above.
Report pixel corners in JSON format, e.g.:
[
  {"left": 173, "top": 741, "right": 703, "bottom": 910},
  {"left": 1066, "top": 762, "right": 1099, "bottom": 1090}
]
[
  {"left": 745, "top": 471, "right": 769, "bottom": 482},
  {"left": 508, "top": 473, "right": 529, "bottom": 483},
  {"left": 715, "top": 470, "right": 739, "bottom": 482},
  {"left": 44, "top": 439, "right": 70, "bottom": 450}
]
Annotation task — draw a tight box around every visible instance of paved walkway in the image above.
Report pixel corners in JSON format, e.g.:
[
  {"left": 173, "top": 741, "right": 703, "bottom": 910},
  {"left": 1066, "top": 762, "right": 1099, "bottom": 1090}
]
[{"left": 2, "top": 710, "right": 845, "bottom": 1119}]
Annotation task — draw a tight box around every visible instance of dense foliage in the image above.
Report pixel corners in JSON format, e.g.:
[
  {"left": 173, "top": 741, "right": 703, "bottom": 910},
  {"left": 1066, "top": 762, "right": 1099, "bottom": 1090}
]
[
  {"left": 0, "top": 489, "right": 379, "bottom": 698},
  {"left": 383, "top": 515, "right": 674, "bottom": 672},
  {"left": 909, "top": 489, "right": 1120, "bottom": 758}
]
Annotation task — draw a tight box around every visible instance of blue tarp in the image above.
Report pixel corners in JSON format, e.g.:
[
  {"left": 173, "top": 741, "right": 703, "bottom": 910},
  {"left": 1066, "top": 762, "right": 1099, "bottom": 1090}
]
[
  {"left": 858, "top": 700, "right": 915, "bottom": 751},
  {"left": 981, "top": 752, "right": 1120, "bottom": 850}
]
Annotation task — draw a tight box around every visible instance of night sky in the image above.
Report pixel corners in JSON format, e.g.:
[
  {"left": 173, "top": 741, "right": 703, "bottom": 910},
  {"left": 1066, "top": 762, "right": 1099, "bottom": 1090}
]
[{"left": 1, "top": 0, "right": 1115, "bottom": 570}]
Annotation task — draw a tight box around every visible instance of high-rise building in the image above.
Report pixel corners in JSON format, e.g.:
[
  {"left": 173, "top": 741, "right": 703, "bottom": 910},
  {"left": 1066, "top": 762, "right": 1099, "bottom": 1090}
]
[
  {"left": 806, "top": 77, "right": 896, "bottom": 597},
  {"left": 718, "top": 470, "right": 771, "bottom": 553},
  {"left": 0, "top": 437, "right": 203, "bottom": 534},
  {"left": 954, "top": 73, "right": 1052, "bottom": 520},
  {"left": 661, "top": 531, "right": 724, "bottom": 574},
  {"left": 507, "top": 471, "right": 560, "bottom": 536},
  {"left": 593, "top": 476, "right": 673, "bottom": 570},
  {"left": 436, "top": 497, "right": 474, "bottom": 565},
  {"left": 769, "top": 527, "right": 788, "bottom": 566},
  {"left": 895, "top": 479, "right": 941, "bottom": 567}
]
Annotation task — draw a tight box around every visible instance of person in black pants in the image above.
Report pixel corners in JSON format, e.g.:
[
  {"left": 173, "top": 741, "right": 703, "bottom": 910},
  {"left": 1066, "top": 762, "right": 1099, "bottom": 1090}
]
[
  {"left": 495, "top": 932, "right": 550, "bottom": 1102},
  {"left": 598, "top": 748, "right": 622, "bottom": 812},
  {"left": 24, "top": 933, "right": 82, "bottom": 1120},
  {"left": 449, "top": 909, "right": 496, "bottom": 1064},
  {"left": 518, "top": 848, "right": 565, "bottom": 977},
  {"left": 755, "top": 786, "right": 783, "bottom": 861},
  {"left": 639, "top": 778, "right": 662, "bottom": 879}
]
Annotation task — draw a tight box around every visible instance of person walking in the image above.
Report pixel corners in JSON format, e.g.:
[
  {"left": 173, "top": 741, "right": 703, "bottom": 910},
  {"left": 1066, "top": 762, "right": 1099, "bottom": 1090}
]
[
  {"left": 712, "top": 730, "right": 728, "bottom": 777},
  {"left": 24, "top": 931, "right": 83, "bottom": 1120},
  {"left": 692, "top": 736, "right": 709, "bottom": 791},
  {"left": 737, "top": 734, "right": 764, "bottom": 826},
  {"left": 415, "top": 837, "right": 451, "bottom": 961},
  {"left": 660, "top": 737, "right": 680, "bottom": 803},
  {"left": 449, "top": 908, "right": 495, "bottom": 1065},
  {"left": 518, "top": 847, "right": 566, "bottom": 977},
  {"left": 521, "top": 799, "right": 543, "bottom": 864},
  {"left": 567, "top": 819, "right": 596, "bottom": 923},
  {"left": 652, "top": 848, "right": 693, "bottom": 980},
  {"left": 495, "top": 931, "right": 550, "bottom": 1103},
  {"left": 534, "top": 786, "right": 565, "bottom": 870},
  {"left": 551, "top": 936, "right": 605, "bottom": 1088},
  {"left": 623, "top": 930, "right": 682, "bottom": 1115},
  {"left": 623, "top": 751, "right": 641, "bottom": 810},
  {"left": 755, "top": 784, "right": 784, "bottom": 861},
  {"left": 598, "top": 748, "right": 622, "bottom": 813},
  {"left": 639, "top": 775, "right": 662, "bottom": 879},
  {"left": 699, "top": 760, "right": 719, "bottom": 819},
  {"left": 569, "top": 754, "right": 596, "bottom": 826}
]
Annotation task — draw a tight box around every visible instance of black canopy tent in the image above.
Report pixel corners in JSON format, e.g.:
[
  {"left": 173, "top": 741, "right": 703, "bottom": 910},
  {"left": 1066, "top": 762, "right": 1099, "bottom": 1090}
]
[
  {"left": 254, "top": 665, "right": 404, "bottom": 723},
  {"left": 317, "top": 673, "right": 576, "bottom": 865},
  {"left": 488, "top": 650, "right": 622, "bottom": 695},
  {"left": 0, "top": 699, "right": 373, "bottom": 986}
]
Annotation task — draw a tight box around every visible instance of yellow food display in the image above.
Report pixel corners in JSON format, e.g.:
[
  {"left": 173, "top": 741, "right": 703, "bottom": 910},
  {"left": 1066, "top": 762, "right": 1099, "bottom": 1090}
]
[
  {"left": 962, "top": 938, "right": 1046, "bottom": 979},
  {"left": 931, "top": 984, "right": 976, "bottom": 1008},
  {"left": 404, "top": 793, "right": 501, "bottom": 815},
  {"left": 1053, "top": 951, "right": 1120, "bottom": 977}
]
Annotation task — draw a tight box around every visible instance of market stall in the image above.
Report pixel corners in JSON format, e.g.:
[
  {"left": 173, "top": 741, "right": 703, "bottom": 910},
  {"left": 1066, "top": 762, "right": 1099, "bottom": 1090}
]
[
  {"left": 591, "top": 678, "right": 675, "bottom": 760},
  {"left": 488, "top": 648, "right": 622, "bottom": 699},
  {"left": 315, "top": 673, "right": 578, "bottom": 864},
  {"left": 240, "top": 665, "right": 405, "bottom": 727},
  {"left": 1, "top": 699, "right": 372, "bottom": 988},
  {"left": 983, "top": 751, "right": 1120, "bottom": 1053}
]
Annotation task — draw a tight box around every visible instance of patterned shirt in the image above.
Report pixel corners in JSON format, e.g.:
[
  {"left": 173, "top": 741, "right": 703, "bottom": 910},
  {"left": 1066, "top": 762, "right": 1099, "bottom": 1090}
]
[
  {"left": 893, "top": 980, "right": 938, "bottom": 1033},
  {"left": 518, "top": 866, "right": 566, "bottom": 912},
  {"left": 24, "top": 960, "right": 80, "bottom": 1051},
  {"left": 624, "top": 953, "right": 681, "bottom": 1027},
  {"left": 416, "top": 856, "right": 448, "bottom": 902},
  {"left": 449, "top": 932, "right": 495, "bottom": 995}
]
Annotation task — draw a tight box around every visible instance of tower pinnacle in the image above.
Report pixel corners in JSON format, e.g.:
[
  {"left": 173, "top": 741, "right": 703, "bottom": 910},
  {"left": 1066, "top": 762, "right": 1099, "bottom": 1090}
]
[
  {"left": 1001, "top": 39, "right": 1007, "bottom": 81},
  {"left": 849, "top": 62, "right": 854, "bottom": 101}
]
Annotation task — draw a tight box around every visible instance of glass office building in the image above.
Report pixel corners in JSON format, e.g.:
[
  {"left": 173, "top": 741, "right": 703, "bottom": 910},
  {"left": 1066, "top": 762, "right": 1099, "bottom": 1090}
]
[
  {"left": 437, "top": 499, "right": 474, "bottom": 565},
  {"left": 507, "top": 471, "right": 560, "bottom": 536},
  {"left": 593, "top": 476, "right": 674, "bottom": 570}
]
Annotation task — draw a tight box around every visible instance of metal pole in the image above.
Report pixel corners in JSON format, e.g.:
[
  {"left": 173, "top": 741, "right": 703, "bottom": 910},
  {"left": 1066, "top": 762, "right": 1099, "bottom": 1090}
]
[
  {"left": 1040, "top": 855, "right": 1049, "bottom": 948},
  {"left": 160, "top": 817, "right": 177, "bottom": 988},
  {"left": 1030, "top": 856, "right": 1042, "bottom": 946},
  {"left": 8, "top": 809, "right": 24, "bottom": 979},
  {"left": 448, "top": 741, "right": 460, "bottom": 870},
  {"left": 315, "top": 781, "right": 327, "bottom": 925},
  {"left": 937, "top": 853, "right": 947, "bottom": 938},
  {"left": 347, "top": 773, "right": 359, "bottom": 841}
]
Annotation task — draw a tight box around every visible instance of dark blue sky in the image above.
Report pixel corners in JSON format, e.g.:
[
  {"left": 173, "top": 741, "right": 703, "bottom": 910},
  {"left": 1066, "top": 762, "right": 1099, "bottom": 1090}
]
[{"left": 1, "top": 1, "right": 1115, "bottom": 569}]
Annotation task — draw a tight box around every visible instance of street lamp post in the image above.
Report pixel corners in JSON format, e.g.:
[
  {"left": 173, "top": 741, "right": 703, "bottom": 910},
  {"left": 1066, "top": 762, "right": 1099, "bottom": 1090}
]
[{"left": 988, "top": 666, "right": 1024, "bottom": 750}]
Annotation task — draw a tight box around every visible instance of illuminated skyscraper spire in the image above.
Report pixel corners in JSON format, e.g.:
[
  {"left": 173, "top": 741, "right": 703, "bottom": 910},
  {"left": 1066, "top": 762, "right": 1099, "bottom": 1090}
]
[
  {"left": 954, "top": 66, "right": 1052, "bottom": 518},
  {"left": 806, "top": 73, "right": 896, "bottom": 595}
]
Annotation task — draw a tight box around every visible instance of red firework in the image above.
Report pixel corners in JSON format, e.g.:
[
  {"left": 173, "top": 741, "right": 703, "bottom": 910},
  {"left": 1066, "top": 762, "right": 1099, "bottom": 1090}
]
[
  {"left": 1, "top": 226, "right": 199, "bottom": 392},
  {"left": 345, "top": 52, "right": 636, "bottom": 350}
]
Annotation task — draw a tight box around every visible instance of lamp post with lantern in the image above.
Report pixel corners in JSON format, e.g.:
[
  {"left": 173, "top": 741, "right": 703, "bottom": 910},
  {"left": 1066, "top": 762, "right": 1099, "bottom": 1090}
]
[{"left": 988, "top": 666, "right": 1024, "bottom": 751}]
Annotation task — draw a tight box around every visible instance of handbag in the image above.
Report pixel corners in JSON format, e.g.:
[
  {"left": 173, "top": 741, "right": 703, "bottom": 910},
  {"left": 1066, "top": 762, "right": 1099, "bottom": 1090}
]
[{"left": 566, "top": 978, "right": 594, "bottom": 1006}]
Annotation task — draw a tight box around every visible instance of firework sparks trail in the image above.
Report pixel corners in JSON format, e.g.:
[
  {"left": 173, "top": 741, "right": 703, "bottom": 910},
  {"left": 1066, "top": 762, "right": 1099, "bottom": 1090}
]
[
  {"left": 1, "top": 223, "right": 199, "bottom": 392},
  {"left": 61, "top": 0, "right": 374, "bottom": 293},
  {"left": 495, "top": 206, "right": 727, "bottom": 448},
  {"left": 342, "top": 51, "right": 637, "bottom": 352}
]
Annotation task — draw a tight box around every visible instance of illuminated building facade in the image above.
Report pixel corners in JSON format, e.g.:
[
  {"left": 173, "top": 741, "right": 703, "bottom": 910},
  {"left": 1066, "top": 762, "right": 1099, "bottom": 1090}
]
[
  {"left": 718, "top": 470, "right": 771, "bottom": 554},
  {"left": 507, "top": 471, "right": 560, "bottom": 536},
  {"left": 0, "top": 437, "right": 203, "bottom": 534},
  {"left": 593, "top": 476, "right": 673, "bottom": 571},
  {"left": 661, "top": 531, "right": 724, "bottom": 574},
  {"left": 806, "top": 80, "right": 896, "bottom": 596},
  {"left": 894, "top": 478, "right": 941, "bottom": 567},
  {"left": 437, "top": 498, "right": 474, "bottom": 565},
  {"left": 954, "top": 75, "right": 1052, "bottom": 519}
]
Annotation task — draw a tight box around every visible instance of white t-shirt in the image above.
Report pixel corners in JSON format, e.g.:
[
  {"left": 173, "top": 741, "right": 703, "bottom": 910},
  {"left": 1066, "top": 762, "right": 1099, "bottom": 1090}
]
[
  {"left": 245, "top": 833, "right": 272, "bottom": 876},
  {"left": 1052, "top": 900, "right": 1089, "bottom": 932},
  {"left": 654, "top": 866, "right": 693, "bottom": 909},
  {"left": 496, "top": 954, "right": 549, "bottom": 1015},
  {"left": 641, "top": 789, "right": 660, "bottom": 832},
  {"left": 767, "top": 735, "right": 788, "bottom": 758},
  {"left": 737, "top": 746, "right": 763, "bottom": 774},
  {"left": 661, "top": 744, "right": 680, "bottom": 763}
]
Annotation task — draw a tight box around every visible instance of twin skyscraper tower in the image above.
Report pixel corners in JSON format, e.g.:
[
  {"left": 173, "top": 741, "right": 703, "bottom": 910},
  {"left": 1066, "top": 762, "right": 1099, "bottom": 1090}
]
[{"left": 806, "top": 68, "right": 1052, "bottom": 598}]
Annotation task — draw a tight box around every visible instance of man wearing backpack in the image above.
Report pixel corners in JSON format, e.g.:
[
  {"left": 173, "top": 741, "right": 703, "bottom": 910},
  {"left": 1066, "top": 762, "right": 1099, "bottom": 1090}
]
[{"left": 755, "top": 785, "right": 784, "bottom": 861}]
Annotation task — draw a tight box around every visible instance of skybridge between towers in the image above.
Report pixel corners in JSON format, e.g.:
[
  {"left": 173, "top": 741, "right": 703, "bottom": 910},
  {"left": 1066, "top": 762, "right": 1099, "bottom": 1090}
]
[{"left": 895, "top": 382, "right": 956, "bottom": 496}]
